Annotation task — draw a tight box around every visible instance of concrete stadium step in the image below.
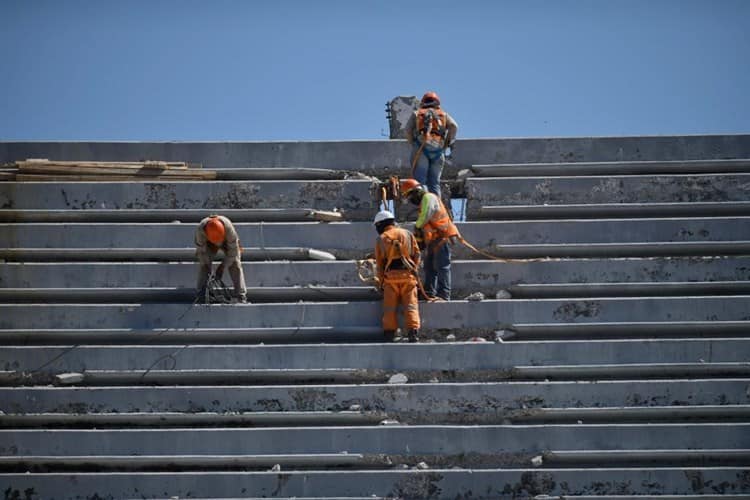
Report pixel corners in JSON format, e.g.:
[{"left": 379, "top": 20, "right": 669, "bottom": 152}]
[
  {"left": 503, "top": 321, "right": 750, "bottom": 340},
  {"left": 472, "top": 201, "right": 750, "bottom": 220},
  {"left": 0, "top": 411, "right": 387, "bottom": 428},
  {"left": 3, "top": 339, "right": 747, "bottom": 375},
  {"left": 2, "top": 468, "right": 747, "bottom": 498},
  {"left": 211, "top": 167, "right": 353, "bottom": 180},
  {"left": 463, "top": 174, "right": 750, "bottom": 212},
  {"left": 5, "top": 406, "right": 748, "bottom": 428},
  {"left": 508, "top": 281, "right": 750, "bottom": 298},
  {"left": 0, "top": 327, "right": 383, "bottom": 344},
  {"left": 8, "top": 363, "right": 748, "bottom": 387},
  {"left": 1, "top": 368, "right": 386, "bottom": 387},
  {"left": 3, "top": 380, "right": 746, "bottom": 419},
  {"left": 0, "top": 453, "right": 369, "bottom": 472},
  {"left": 0, "top": 208, "right": 344, "bottom": 223},
  {"left": 468, "top": 159, "right": 750, "bottom": 177},
  {"left": 508, "top": 405, "right": 750, "bottom": 424},
  {"left": 512, "top": 363, "right": 750, "bottom": 380},
  {"left": 1, "top": 297, "right": 748, "bottom": 331},
  {"left": 540, "top": 449, "right": 750, "bottom": 467},
  {"left": 3, "top": 219, "right": 748, "bottom": 252},
  {"left": 0, "top": 179, "right": 378, "bottom": 220},
  {"left": 2, "top": 424, "right": 746, "bottom": 466},
  {"left": 4, "top": 257, "right": 748, "bottom": 291},
  {"left": 0, "top": 286, "right": 379, "bottom": 303}
]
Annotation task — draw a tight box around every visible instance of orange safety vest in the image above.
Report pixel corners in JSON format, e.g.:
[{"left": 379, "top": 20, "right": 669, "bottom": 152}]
[
  {"left": 423, "top": 195, "right": 460, "bottom": 245},
  {"left": 377, "top": 226, "right": 419, "bottom": 276},
  {"left": 416, "top": 107, "right": 447, "bottom": 149}
]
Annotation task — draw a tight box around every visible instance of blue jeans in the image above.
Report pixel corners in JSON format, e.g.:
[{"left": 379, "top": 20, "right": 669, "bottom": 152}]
[
  {"left": 412, "top": 145, "right": 444, "bottom": 196},
  {"left": 424, "top": 240, "right": 451, "bottom": 300}
]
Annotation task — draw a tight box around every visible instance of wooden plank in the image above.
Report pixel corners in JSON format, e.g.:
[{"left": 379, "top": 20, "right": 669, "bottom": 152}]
[
  {"left": 14, "top": 174, "right": 212, "bottom": 182},
  {"left": 17, "top": 165, "right": 216, "bottom": 179},
  {"left": 16, "top": 160, "right": 190, "bottom": 169}
]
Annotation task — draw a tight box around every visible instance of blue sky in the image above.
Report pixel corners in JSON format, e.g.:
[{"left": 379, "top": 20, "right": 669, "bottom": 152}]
[{"left": 1, "top": 0, "right": 749, "bottom": 141}]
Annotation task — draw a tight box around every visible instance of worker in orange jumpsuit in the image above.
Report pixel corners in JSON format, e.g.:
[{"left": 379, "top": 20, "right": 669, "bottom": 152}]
[
  {"left": 373, "top": 210, "right": 422, "bottom": 342},
  {"left": 401, "top": 178, "right": 460, "bottom": 301},
  {"left": 195, "top": 215, "right": 247, "bottom": 303}
]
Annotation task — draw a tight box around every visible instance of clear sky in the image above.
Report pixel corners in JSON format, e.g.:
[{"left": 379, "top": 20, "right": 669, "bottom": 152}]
[{"left": 1, "top": 0, "right": 749, "bottom": 141}]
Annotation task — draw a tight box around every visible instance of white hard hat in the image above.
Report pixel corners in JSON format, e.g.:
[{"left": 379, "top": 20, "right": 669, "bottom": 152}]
[{"left": 373, "top": 210, "right": 395, "bottom": 225}]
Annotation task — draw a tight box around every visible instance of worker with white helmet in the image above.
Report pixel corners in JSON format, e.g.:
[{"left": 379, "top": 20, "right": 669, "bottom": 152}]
[{"left": 373, "top": 209, "right": 422, "bottom": 342}]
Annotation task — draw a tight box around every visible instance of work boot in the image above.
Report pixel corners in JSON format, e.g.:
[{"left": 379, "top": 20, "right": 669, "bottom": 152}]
[
  {"left": 383, "top": 330, "right": 396, "bottom": 343},
  {"left": 234, "top": 295, "right": 248, "bottom": 304},
  {"left": 407, "top": 329, "right": 420, "bottom": 343}
]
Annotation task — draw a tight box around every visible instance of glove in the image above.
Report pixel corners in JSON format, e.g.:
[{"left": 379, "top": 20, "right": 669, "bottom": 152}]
[{"left": 214, "top": 264, "right": 225, "bottom": 279}]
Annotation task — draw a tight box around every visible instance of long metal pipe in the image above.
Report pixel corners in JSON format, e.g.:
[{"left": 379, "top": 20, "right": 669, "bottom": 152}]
[
  {"left": 0, "top": 247, "right": 337, "bottom": 262},
  {"left": 0, "top": 209, "right": 343, "bottom": 223}
]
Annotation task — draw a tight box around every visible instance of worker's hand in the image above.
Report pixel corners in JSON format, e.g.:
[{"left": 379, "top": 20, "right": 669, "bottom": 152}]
[
  {"left": 215, "top": 264, "right": 225, "bottom": 278},
  {"left": 414, "top": 227, "right": 424, "bottom": 239},
  {"left": 449, "top": 235, "right": 458, "bottom": 245}
]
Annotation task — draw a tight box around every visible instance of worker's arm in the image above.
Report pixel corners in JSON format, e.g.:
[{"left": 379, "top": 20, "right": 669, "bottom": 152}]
[
  {"left": 194, "top": 224, "right": 213, "bottom": 268},
  {"left": 445, "top": 112, "right": 458, "bottom": 147},
  {"left": 408, "top": 232, "right": 421, "bottom": 267},
  {"left": 415, "top": 193, "right": 438, "bottom": 228},
  {"left": 374, "top": 238, "right": 386, "bottom": 286},
  {"left": 221, "top": 220, "right": 241, "bottom": 267}
]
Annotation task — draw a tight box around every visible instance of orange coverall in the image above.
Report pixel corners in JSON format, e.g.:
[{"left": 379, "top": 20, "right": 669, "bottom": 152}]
[{"left": 374, "top": 225, "right": 422, "bottom": 331}]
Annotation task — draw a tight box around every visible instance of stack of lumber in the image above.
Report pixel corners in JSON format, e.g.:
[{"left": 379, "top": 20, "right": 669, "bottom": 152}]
[{"left": 2, "top": 159, "right": 216, "bottom": 181}]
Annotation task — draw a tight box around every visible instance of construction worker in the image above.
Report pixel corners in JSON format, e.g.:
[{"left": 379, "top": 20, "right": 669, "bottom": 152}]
[
  {"left": 405, "top": 91, "right": 458, "bottom": 196},
  {"left": 195, "top": 215, "right": 247, "bottom": 303},
  {"left": 401, "top": 178, "right": 459, "bottom": 301},
  {"left": 373, "top": 210, "right": 422, "bottom": 342}
]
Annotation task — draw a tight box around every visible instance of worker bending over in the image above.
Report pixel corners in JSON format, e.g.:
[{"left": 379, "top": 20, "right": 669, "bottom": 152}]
[
  {"left": 373, "top": 210, "right": 422, "bottom": 342},
  {"left": 195, "top": 215, "right": 247, "bottom": 303},
  {"left": 401, "top": 179, "right": 459, "bottom": 301},
  {"left": 405, "top": 91, "right": 458, "bottom": 196}
]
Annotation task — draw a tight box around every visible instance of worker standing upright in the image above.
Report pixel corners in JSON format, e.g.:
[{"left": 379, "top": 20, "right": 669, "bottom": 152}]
[
  {"left": 373, "top": 210, "right": 422, "bottom": 342},
  {"left": 405, "top": 91, "right": 458, "bottom": 196},
  {"left": 401, "top": 179, "right": 459, "bottom": 301},
  {"left": 195, "top": 215, "right": 247, "bottom": 303}
]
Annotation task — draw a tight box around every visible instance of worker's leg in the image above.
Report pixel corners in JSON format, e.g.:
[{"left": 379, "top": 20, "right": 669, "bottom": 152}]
[
  {"left": 382, "top": 280, "right": 399, "bottom": 332},
  {"left": 423, "top": 249, "right": 437, "bottom": 298},
  {"left": 412, "top": 146, "right": 430, "bottom": 186},
  {"left": 434, "top": 243, "right": 452, "bottom": 300},
  {"left": 425, "top": 153, "right": 445, "bottom": 196},
  {"left": 400, "top": 277, "right": 421, "bottom": 330},
  {"left": 228, "top": 257, "right": 247, "bottom": 301},
  {"left": 196, "top": 248, "right": 217, "bottom": 292}
]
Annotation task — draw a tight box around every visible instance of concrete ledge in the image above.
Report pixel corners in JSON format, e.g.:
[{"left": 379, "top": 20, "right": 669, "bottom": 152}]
[
  {"left": 0, "top": 208, "right": 345, "bottom": 223},
  {"left": 507, "top": 321, "right": 750, "bottom": 340},
  {"left": 473, "top": 202, "right": 750, "bottom": 220},
  {"left": 1, "top": 296, "right": 749, "bottom": 331},
  {"left": 2, "top": 424, "right": 747, "bottom": 457},
  {"left": 0, "top": 180, "right": 378, "bottom": 220},
  {"left": 513, "top": 363, "right": 750, "bottom": 380},
  {"left": 2, "top": 380, "right": 746, "bottom": 421},
  {"left": 3, "top": 338, "right": 748, "bottom": 373},
  {"left": 513, "top": 405, "right": 750, "bottom": 424},
  {"left": 542, "top": 449, "right": 750, "bottom": 466},
  {"left": 3, "top": 219, "right": 748, "bottom": 250},
  {"left": 464, "top": 174, "right": 750, "bottom": 214},
  {"left": 4, "top": 257, "right": 748, "bottom": 290},
  {"left": 469, "top": 159, "right": 750, "bottom": 177},
  {"left": 508, "top": 281, "right": 750, "bottom": 298}
]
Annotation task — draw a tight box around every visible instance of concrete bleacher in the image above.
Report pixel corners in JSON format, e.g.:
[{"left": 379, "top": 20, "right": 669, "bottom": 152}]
[{"left": 0, "top": 135, "right": 749, "bottom": 498}]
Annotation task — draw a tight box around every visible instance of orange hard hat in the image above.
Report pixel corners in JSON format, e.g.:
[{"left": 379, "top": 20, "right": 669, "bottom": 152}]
[
  {"left": 204, "top": 217, "right": 226, "bottom": 245},
  {"left": 400, "top": 178, "right": 422, "bottom": 197},
  {"left": 421, "top": 91, "right": 440, "bottom": 106}
]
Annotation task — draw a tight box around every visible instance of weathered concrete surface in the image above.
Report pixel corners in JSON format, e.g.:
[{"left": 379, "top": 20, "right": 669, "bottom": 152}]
[
  {"left": 387, "top": 96, "right": 419, "bottom": 139},
  {"left": 3, "top": 134, "right": 750, "bottom": 175},
  {"left": 2, "top": 424, "right": 747, "bottom": 457},
  {"left": 3, "top": 338, "right": 748, "bottom": 372},
  {"left": 464, "top": 174, "right": 750, "bottom": 217},
  {"left": 0, "top": 180, "right": 378, "bottom": 220},
  {"left": 2, "top": 380, "right": 746, "bottom": 416},
  {"left": 1, "top": 296, "right": 749, "bottom": 330},
  {"left": 2, "top": 468, "right": 749, "bottom": 498},
  {"left": 4, "top": 257, "right": 749, "bottom": 292},
  {"left": 3, "top": 219, "right": 748, "bottom": 252}
]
